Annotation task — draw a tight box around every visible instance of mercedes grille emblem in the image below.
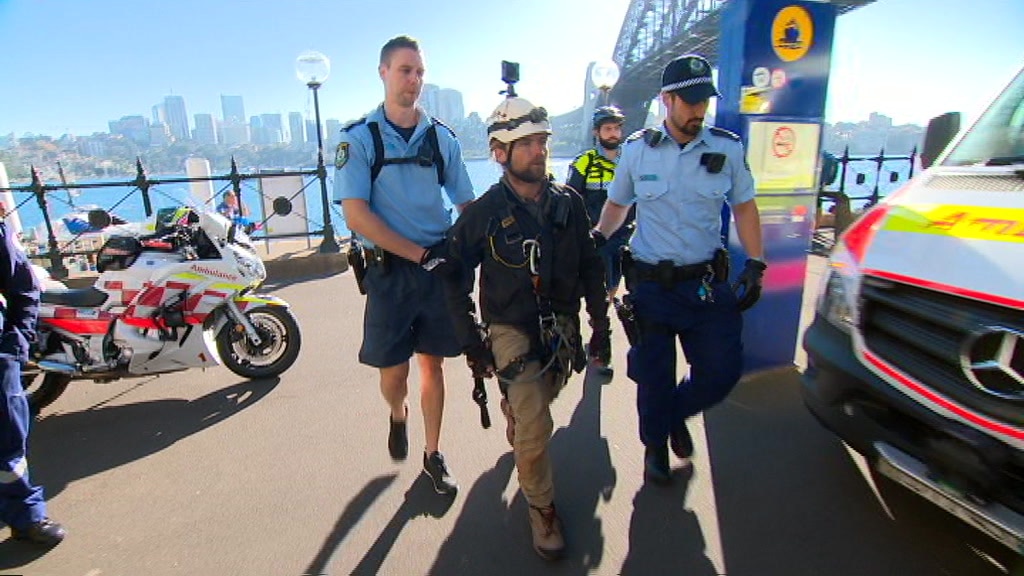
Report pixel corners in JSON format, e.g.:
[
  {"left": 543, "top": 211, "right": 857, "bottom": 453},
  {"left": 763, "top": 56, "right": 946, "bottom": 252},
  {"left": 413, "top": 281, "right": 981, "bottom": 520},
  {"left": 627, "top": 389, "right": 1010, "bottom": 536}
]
[{"left": 960, "top": 326, "right": 1024, "bottom": 401}]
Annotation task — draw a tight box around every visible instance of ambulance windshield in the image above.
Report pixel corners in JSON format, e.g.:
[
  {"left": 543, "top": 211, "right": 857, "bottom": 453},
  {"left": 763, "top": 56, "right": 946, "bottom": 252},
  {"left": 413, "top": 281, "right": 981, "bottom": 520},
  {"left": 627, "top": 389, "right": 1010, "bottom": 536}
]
[{"left": 944, "top": 67, "right": 1024, "bottom": 167}]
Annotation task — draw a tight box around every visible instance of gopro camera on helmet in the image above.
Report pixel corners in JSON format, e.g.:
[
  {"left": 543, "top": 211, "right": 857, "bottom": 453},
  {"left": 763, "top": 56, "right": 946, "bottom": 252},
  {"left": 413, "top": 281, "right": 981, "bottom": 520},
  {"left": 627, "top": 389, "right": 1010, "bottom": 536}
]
[{"left": 501, "top": 60, "right": 520, "bottom": 97}]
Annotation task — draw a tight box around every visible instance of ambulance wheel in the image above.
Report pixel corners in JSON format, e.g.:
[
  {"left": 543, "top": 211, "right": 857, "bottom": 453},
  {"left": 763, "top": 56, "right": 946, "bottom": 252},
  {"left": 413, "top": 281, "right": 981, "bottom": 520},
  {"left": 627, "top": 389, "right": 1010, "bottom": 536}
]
[
  {"left": 21, "top": 373, "right": 72, "bottom": 416},
  {"left": 217, "top": 306, "right": 301, "bottom": 379}
]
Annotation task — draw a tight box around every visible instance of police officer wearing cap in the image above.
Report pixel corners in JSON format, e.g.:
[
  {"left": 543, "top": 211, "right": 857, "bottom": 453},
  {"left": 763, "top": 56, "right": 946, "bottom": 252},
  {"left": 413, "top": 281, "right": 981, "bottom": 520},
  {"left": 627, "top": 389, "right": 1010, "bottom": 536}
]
[
  {"left": 593, "top": 54, "right": 766, "bottom": 485},
  {"left": 1, "top": 220, "right": 66, "bottom": 547}
]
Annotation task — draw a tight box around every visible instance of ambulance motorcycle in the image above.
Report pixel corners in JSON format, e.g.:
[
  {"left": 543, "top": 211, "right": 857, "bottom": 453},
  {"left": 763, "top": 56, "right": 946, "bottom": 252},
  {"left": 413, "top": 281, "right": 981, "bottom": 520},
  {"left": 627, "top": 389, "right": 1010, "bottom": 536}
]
[{"left": 22, "top": 208, "right": 301, "bottom": 413}]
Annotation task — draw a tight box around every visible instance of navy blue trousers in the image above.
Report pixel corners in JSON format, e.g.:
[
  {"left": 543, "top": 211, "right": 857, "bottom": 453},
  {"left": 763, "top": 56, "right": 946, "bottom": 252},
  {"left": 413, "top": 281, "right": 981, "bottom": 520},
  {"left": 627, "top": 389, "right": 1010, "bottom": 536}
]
[
  {"left": 626, "top": 278, "right": 744, "bottom": 448},
  {"left": 0, "top": 355, "right": 46, "bottom": 530}
]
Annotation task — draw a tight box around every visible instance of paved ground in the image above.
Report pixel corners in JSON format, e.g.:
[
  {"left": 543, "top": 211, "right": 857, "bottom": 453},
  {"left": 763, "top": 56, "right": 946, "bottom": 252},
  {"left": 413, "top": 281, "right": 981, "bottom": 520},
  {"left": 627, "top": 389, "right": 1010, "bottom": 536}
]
[{"left": 2, "top": 256, "right": 1021, "bottom": 575}]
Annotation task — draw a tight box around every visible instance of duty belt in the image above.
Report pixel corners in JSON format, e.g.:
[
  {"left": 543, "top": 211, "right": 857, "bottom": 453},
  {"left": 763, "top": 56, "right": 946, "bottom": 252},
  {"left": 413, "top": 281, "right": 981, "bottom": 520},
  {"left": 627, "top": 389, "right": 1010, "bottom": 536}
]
[
  {"left": 363, "top": 246, "right": 394, "bottom": 267},
  {"left": 633, "top": 260, "right": 711, "bottom": 283}
]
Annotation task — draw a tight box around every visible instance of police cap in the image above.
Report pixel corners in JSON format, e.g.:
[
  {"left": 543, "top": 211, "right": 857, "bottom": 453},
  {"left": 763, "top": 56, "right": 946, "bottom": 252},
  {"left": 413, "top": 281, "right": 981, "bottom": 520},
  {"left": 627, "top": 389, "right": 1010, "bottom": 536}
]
[{"left": 661, "top": 54, "right": 721, "bottom": 104}]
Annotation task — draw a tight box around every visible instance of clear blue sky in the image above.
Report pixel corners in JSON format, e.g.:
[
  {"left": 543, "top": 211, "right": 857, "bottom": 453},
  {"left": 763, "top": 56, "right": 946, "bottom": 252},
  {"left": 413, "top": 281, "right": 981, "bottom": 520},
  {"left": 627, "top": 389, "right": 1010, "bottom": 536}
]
[{"left": 1, "top": 0, "right": 1021, "bottom": 137}]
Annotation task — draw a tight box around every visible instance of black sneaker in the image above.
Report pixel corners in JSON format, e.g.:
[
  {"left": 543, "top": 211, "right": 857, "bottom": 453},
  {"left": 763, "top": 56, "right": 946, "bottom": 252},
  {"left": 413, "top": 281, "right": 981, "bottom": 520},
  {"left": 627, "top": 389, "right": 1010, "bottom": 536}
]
[
  {"left": 388, "top": 409, "right": 408, "bottom": 461},
  {"left": 644, "top": 445, "right": 671, "bottom": 485},
  {"left": 11, "top": 518, "right": 66, "bottom": 548},
  {"left": 670, "top": 420, "right": 694, "bottom": 461},
  {"left": 423, "top": 451, "right": 458, "bottom": 496}
]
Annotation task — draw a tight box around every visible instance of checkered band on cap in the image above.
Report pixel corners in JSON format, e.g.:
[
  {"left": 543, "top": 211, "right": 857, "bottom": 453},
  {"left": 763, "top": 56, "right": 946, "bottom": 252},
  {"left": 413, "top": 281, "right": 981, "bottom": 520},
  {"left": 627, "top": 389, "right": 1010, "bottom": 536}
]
[{"left": 661, "top": 76, "right": 713, "bottom": 93}]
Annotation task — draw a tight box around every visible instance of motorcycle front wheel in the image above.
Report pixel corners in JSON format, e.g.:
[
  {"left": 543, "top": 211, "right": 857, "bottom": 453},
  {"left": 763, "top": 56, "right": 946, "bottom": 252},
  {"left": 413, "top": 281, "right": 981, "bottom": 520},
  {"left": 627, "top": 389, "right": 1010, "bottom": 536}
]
[
  {"left": 216, "top": 305, "right": 301, "bottom": 379},
  {"left": 21, "top": 372, "right": 72, "bottom": 416}
]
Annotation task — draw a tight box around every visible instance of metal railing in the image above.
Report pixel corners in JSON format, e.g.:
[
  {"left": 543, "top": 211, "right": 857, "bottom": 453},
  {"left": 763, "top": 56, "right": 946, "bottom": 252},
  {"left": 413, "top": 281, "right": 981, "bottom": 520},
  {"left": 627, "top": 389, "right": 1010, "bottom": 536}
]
[
  {"left": 0, "top": 158, "right": 342, "bottom": 279},
  {"left": 811, "top": 145, "right": 919, "bottom": 256}
]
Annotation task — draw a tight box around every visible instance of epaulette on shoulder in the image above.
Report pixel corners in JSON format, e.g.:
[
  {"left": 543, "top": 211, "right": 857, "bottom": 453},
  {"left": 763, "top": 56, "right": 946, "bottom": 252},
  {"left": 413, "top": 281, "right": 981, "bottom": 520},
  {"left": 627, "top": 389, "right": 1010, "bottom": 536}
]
[
  {"left": 342, "top": 117, "right": 368, "bottom": 132},
  {"left": 709, "top": 126, "right": 740, "bottom": 142},
  {"left": 431, "top": 117, "right": 457, "bottom": 138},
  {"left": 625, "top": 128, "right": 666, "bottom": 148}
]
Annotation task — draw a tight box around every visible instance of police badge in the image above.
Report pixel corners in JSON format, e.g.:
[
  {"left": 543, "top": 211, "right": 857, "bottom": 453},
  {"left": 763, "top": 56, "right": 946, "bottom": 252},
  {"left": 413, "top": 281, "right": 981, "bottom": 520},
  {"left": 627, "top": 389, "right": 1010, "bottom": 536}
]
[{"left": 334, "top": 142, "right": 349, "bottom": 169}]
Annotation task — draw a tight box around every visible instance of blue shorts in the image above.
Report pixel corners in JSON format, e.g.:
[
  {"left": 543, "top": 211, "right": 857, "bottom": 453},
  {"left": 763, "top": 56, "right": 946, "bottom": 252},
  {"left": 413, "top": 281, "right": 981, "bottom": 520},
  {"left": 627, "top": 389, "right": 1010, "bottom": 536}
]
[{"left": 358, "top": 258, "right": 462, "bottom": 368}]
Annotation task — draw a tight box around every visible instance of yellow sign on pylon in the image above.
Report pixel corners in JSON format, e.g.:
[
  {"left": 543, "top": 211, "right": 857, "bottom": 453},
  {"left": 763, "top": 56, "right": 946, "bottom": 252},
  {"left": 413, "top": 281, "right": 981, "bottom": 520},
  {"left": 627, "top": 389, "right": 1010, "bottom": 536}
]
[{"left": 772, "top": 5, "right": 814, "bottom": 62}]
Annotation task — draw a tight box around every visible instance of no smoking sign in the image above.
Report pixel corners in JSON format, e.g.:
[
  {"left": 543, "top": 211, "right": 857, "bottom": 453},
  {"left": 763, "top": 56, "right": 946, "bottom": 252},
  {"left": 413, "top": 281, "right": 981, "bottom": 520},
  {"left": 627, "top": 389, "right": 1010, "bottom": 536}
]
[{"left": 772, "top": 126, "right": 796, "bottom": 158}]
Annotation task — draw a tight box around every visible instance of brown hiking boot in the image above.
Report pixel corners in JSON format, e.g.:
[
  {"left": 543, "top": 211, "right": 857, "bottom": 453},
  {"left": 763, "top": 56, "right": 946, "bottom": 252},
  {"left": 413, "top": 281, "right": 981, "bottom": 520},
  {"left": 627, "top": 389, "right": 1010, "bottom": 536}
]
[
  {"left": 500, "top": 397, "right": 515, "bottom": 446},
  {"left": 528, "top": 503, "right": 565, "bottom": 561}
]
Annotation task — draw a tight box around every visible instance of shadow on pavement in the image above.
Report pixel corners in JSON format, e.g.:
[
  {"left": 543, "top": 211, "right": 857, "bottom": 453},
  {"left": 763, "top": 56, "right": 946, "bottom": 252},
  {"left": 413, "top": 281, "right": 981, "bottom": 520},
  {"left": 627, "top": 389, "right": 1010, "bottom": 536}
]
[
  {"left": 350, "top": 473, "right": 456, "bottom": 576},
  {"left": 428, "top": 364, "right": 619, "bottom": 574},
  {"left": 30, "top": 378, "right": 278, "bottom": 499},
  {"left": 303, "top": 474, "right": 397, "bottom": 576},
  {"left": 705, "top": 367, "right": 1014, "bottom": 576},
  {"left": 620, "top": 465, "right": 717, "bottom": 575},
  {"left": 0, "top": 378, "right": 278, "bottom": 569}
]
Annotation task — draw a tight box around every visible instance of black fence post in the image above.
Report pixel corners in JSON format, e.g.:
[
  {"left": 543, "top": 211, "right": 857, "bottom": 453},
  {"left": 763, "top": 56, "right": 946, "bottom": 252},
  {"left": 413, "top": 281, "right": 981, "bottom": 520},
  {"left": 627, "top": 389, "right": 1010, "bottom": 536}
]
[
  {"left": 135, "top": 158, "right": 153, "bottom": 218},
  {"left": 838, "top": 146, "right": 850, "bottom": 195},
  {"left": 908, "top": 145, "right": 918, "bottom": 179},
  {"left": 229, "top": 157, "right": 243, "bottom": 199},
  {"left": 31, "top": 166, "right": 68, "bottom": 280},
  {"left": 870, "top": 147, "right": 886, "bottom": 206}
]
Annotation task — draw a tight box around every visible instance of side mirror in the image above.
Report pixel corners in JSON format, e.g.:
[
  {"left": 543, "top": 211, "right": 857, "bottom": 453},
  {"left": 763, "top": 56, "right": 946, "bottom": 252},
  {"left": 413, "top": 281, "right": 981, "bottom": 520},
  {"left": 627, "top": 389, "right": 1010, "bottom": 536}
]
[
  {"left": 87, "top": 209, "right": 113, "bottom": 230},
  {"left": 921, "top": 112, "right": 961, "bottom": 169}
]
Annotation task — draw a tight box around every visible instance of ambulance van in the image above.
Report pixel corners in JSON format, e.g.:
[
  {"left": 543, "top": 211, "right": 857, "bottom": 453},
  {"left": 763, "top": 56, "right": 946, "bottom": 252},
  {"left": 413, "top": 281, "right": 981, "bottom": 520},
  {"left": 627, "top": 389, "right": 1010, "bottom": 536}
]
[{"left": 802, "top": 65, "right": 1024, "bottom": 554}]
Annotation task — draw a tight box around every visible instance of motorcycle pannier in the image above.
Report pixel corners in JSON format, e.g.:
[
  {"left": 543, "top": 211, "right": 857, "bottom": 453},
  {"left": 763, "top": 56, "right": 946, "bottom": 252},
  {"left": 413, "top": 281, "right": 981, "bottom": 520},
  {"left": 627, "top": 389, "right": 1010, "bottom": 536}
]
[{"left": 96, "top": 236, "right": 143, "bottom": 273}]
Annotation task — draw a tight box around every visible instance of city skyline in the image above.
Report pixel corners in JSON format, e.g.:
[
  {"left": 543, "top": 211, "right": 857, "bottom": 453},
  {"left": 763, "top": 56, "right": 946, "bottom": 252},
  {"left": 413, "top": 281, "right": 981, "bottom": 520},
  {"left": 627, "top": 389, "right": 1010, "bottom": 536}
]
[{"left": 1, "top": 0, "right": 1022, "bottom": 138}]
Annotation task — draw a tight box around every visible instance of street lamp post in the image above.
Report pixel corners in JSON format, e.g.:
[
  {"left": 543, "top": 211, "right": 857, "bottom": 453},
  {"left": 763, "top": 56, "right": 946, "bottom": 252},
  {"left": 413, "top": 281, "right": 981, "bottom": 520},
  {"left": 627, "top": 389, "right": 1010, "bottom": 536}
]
[
  {"left": 590, "top": 60, "right": 620, "bottom": 106},
  {"left": 296, "top": 50, "right": 340, "bottom": 253}
]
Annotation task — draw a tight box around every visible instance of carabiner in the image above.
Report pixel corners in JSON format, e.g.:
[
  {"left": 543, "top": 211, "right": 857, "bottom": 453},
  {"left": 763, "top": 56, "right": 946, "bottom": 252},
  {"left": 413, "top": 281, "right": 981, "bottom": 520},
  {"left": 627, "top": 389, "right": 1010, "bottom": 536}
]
[{"left": 522, "top": 239, "right": 541, "bottom": 276}]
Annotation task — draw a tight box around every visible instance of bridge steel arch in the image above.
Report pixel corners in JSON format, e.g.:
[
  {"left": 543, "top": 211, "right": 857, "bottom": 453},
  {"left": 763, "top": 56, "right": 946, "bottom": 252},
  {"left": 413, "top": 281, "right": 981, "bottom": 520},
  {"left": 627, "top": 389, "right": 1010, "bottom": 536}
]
[{"left": 607, "top": 0, "right": 876, "bottom": 136}]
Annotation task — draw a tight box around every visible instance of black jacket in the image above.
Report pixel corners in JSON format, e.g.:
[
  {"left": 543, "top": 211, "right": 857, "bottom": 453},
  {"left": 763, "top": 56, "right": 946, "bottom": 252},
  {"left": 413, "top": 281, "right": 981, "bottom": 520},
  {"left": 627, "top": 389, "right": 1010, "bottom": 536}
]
[{"left": 443, "top": 177, "right": 608, "bottom": 349}]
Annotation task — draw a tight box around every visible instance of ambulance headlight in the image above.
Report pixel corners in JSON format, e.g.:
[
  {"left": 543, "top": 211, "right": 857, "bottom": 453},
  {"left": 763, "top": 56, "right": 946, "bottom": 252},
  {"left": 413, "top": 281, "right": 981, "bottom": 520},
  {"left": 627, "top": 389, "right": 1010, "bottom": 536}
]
[
  {"left": 820, "top": 272, "right": 854, "bottom": 334},
  {"left": 237, "top": 253, "right": 265, "bottom": 281}
]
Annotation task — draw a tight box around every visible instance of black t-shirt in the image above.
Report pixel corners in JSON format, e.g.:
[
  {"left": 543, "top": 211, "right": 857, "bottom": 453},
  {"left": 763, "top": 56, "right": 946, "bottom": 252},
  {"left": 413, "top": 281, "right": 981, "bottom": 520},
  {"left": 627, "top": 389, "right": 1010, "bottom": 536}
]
[{"left": 385, "top": 117, "right": 416, "bottom": 143}]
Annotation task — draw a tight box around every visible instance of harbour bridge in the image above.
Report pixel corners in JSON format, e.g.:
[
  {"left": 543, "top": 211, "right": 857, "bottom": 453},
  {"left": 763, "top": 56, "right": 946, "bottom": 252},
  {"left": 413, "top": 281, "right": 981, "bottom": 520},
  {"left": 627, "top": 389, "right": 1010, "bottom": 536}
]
[{"left": 557, "top": 0, "right": 877, "bottom": 146}]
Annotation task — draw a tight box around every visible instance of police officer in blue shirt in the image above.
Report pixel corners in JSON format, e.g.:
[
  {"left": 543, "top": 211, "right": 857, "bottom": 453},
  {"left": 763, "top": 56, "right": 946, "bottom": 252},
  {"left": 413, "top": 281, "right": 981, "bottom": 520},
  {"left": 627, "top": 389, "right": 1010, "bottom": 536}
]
[
  {"left": 593, "top": 54, "right": 766, "bottom": 484},
  {"left": 1, "top": 222, "right": 65, "bottom": 547},
  {"left": 334, "top": 35, "right": 475, "bottom": 496}
]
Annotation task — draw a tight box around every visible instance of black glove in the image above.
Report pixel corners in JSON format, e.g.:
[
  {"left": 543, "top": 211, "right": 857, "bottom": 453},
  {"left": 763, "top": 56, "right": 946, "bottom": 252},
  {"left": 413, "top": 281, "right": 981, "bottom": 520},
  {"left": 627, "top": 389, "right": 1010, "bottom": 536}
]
[
  {"left": 732, "top": 258, "right": 767, "bottom": 311},
  {"left": 590, "top": 229, "right": 607, "bottom": 250},
  {"left": 588, "top": 317, "right": 612, "bottom": 365},
  {"left": 464, "top": 340, "right": 495, "bottom": 379},
  {"left": 419, "top": 241, "right": 454, "bottom": 275}
]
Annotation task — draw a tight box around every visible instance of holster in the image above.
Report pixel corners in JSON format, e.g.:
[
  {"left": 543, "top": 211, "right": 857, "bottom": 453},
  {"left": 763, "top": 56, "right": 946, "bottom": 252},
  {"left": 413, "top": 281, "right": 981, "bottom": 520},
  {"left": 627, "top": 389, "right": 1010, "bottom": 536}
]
[
  {"left": 347, "top": 246, "right": 368, "bottom": 295},
  {"left": 613, "top": 296, "right": 639, "bottom": 347},
  {"left": 620, "top": 245, "right": 637, "bottom": 292},
  {"left": 712, "top": 247, "right": 730, "bottom": 284}
]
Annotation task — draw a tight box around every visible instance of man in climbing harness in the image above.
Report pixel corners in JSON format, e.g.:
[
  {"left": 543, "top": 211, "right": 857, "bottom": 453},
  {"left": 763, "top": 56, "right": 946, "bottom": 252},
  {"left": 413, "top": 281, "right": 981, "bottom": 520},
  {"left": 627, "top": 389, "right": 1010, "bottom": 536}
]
[{"left": 440, "top": 95, "right": 610, "bottom": 561}]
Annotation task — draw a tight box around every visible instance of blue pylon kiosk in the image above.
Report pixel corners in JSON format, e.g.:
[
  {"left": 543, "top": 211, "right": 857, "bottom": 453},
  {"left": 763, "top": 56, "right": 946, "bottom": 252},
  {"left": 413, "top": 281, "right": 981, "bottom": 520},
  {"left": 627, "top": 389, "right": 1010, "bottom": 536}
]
[{"left": 714, "top": 0, "right": 838, "bottom": 372}]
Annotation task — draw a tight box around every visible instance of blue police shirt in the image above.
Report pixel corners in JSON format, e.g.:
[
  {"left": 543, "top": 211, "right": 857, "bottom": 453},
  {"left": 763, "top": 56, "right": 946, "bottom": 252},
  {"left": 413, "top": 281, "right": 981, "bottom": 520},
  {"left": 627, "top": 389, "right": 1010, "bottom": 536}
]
[
  {"left": 607, "top": 124, "right": 755, "bottom": 266},
  {"left": 333, "top": 105, "right": 475, "bottom": 247}
]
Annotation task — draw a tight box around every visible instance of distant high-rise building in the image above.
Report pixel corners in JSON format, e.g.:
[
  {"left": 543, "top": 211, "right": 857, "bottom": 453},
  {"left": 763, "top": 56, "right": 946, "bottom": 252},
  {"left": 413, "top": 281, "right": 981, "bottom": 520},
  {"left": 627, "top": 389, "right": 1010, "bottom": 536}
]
[
  {"left": 221, "top": 122, "right": 249, "bottom": 147},
  {"left": 151, "top": 103, "right": 165, "bottom": 125},
  {"left": 250, "top": 116, "right": 265, "bottom": 146},
  {"left": 109, "top": 115, "right": 150, "bottom": 146},
  {"left": 193, "top": 113, "right": 218, "bottom": 145},
  {"left": 305, "top": 119, "right": 318, "bottom": 145},
  {"left": 163, "top": 95, "right": 190, "bottom": 141},
  {"left": 436, "top": 89, "right": 465, "bottom": 124},
  {"left": 325, "top": 119, "right": 341, "bottom": 148},
  {"left": 149, "top": 123, "right": 171, "bottom": 147},
  {"left": 221, "top": 95, "right": 246, "bottom": 123},
  {"left": 420, "top": 84, "right": 440, "bottom": 118},
  {"left": 260, "top": 113, "right": 284, "bottom": 144},
  {"left": 288, "top": 112, "right": 305, "bottom": 145}
]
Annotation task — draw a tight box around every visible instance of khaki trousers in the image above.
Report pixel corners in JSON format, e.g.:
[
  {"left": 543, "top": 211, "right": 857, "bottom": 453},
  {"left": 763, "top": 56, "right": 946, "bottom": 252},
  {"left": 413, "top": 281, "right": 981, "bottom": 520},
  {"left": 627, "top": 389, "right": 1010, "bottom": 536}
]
[{"left": 489, "top": 323, "right": 560, "bottom": 507}]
